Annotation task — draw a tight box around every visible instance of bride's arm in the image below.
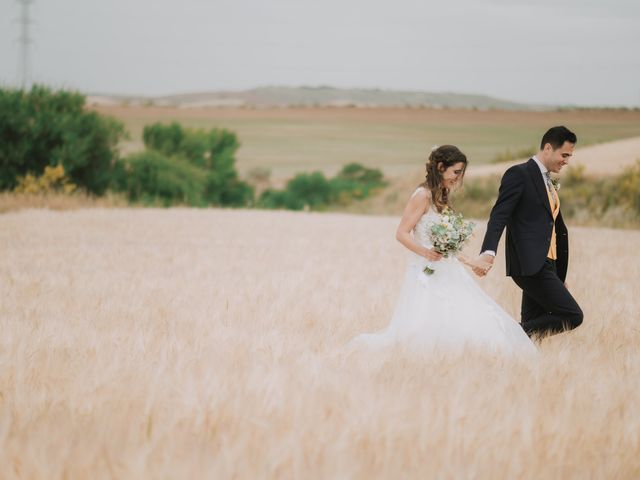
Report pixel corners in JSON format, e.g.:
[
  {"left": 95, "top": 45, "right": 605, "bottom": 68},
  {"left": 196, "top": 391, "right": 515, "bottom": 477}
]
[
  {"left": 456, "top": 251, "right": 492, "bottom": 271},
  {"left": 456, "top": 251, "right": 475, "bottom": 267},
  {"left": 395, "top": 190, "right": 443, "bottom": 262}
]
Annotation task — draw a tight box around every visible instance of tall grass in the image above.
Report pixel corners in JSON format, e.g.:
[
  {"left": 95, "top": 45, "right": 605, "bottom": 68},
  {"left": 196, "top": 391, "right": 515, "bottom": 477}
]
[
  {"left": 0, "top": 191, "right": 126, "bottom": 213},
  {"left": 341, "top": 162, "right": 640, "bottom": 227},
  {"left": 1, "top": 209, "right": 639, "bottom": 478}
]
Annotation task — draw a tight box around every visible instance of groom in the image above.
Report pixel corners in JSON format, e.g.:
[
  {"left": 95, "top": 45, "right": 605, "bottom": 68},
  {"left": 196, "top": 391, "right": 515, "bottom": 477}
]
[{"left": 475, "top": 126, "right": 583, "bottom": 338}]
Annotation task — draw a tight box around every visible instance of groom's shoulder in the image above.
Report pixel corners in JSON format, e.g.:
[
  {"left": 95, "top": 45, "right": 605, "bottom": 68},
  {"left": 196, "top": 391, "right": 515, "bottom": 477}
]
[
  {"left": 502, "top": 160, "right": 531, "bottom": 178},
  {"left": 513, "top": 158, "right": 534, "bottom": 171}
]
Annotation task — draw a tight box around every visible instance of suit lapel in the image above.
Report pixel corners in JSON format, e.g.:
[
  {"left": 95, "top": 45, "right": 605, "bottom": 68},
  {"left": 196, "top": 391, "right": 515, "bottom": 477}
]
[{"left": 526, "top": 158, "right": 552, "bottom": 217}]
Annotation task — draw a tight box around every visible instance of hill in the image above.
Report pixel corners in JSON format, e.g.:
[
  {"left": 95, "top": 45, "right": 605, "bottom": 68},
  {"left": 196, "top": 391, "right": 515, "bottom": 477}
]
[{"left": 88, "top": 85, "right": 536, "bottom": 110}]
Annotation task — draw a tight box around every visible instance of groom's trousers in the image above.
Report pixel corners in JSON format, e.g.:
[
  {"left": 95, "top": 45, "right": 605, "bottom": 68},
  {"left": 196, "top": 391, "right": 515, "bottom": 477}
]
[{"left": 511, "top": 259, "right": 583, "bottom": 337}]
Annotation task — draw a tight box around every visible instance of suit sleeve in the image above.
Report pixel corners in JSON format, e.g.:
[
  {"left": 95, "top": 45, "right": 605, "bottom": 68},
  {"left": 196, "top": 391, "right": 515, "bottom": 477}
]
[{"left": 481, "top": 166, "right": 525, "bottom": 253}]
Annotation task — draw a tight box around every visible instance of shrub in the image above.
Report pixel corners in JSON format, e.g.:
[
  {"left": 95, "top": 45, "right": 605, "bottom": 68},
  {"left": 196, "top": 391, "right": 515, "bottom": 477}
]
[
  {"left": 138, "top": 122, "right": 251, "bottom": 206},
  {"left": 13, "top": 164, "right": 77, "bottom": 195},
  {"left": 453, "top": 162, "right": 640, "bottom": 227},
  {"left": 204, "top": 170, "right": 254, "bottom": 207},
  {"left": 258, "top": 189, "right": 304, "bottom": 210},
  {"left": 114, "top": 151, "right": 207, "bottom": 206},
  {"left": 335, "top": 162, "right": 384, "bottom": 186},
  {"left": 142, "top": 122, "right": 240, "bottom": 170},
  {"left": 0, "top": 85, "right": 125, "bottom": 194},
  {"left": 257, "top": 163, "right": 386, "bottom": 211},
  {"left": 452, "top": 175, "right": 500, "bottom": 218},
  {"left": 617, "top": 160, "right": 640, "bottom": 214},
  {"left": 142, "top": 122, "right": 185, "bottom": 158},
  {"left": 490, "top": 147, "right": 536, "bottom": 164},
  {"left": 284, "top": 172, "right": 334, "bottom": 209},
  {"left": 257, "top": 172, "right": 331, "bottom": 210},
  {"left": 332, "top": 163, "right": 385, "bottom": 201}
]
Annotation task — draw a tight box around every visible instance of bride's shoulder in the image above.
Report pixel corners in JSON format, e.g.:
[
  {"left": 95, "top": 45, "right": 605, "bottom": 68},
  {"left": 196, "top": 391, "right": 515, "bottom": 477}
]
[
  {"left": 407, "top": 186, "right": 432, "bottom": 214},
  {"left": 410, "top": 186, "right": 432, "bottom": 201}
]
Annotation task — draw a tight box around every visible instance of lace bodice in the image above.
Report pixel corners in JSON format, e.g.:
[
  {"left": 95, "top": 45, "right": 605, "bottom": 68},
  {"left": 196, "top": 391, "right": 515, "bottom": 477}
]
[{"left": 411, "top": 187, "right": 441, "bottom": 248}]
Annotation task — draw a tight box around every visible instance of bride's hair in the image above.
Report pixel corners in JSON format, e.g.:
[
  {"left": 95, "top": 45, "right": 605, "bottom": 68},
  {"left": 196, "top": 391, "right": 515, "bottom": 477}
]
[{"left": 420, "top": 145, "right": 467, "bottom": 213}]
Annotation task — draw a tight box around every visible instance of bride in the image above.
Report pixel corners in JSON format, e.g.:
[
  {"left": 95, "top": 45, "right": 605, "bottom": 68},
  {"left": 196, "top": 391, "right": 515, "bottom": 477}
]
[{"left": 350, "top": 145, "right": 536, "bottom": 355}]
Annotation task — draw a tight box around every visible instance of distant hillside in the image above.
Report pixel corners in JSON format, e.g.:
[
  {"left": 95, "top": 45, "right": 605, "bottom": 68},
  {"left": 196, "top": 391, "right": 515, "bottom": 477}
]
[{"left": 87, "top": 86, "right": 537, "bottom": 110}]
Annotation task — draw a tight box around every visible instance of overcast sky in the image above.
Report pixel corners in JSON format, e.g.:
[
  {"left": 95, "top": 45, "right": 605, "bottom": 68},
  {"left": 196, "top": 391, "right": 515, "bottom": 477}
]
[{"left": 1, "top": 0, "right": 639, "bottom": 106}]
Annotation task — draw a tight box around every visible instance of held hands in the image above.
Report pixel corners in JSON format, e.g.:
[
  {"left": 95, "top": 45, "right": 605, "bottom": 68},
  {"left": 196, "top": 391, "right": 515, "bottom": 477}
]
[
  {"left": 424, "top": 247, "right": 444, "bottom": 262},
  {"left": 471, "top": 254, "right": 494, "bottom": 277}
]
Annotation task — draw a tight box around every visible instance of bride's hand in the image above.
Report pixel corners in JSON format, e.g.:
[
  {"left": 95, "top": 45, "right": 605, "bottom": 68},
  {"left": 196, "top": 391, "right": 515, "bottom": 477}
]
[
  {"left": 470, "top": 255, "right": 493, "bottom": 277},
  {"left": 424, "top": 248, "right": 443, "bottom": 261}
]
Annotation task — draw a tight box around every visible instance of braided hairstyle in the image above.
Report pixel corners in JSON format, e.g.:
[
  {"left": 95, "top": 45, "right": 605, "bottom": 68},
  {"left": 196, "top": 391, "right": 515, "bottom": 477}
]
[{"left": 420, "top": 145, "right": 467, "bottom": 212}]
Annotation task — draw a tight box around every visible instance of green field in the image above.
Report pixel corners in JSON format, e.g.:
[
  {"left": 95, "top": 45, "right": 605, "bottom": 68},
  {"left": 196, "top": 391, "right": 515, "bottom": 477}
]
[{"left": 95, "top": 106, "right": 640, "bottom": 179}]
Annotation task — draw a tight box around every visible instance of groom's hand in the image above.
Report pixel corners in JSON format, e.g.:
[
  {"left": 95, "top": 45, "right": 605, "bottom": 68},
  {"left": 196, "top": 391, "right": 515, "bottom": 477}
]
[{"left": 472, "top": 254, "right": 494, "bottom": 277}]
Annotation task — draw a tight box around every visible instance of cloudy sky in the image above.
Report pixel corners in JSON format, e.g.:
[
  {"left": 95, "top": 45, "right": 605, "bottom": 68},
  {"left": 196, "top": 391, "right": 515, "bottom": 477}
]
[{"left": 1, "top": 0, "right": 639, "bottom": 106}]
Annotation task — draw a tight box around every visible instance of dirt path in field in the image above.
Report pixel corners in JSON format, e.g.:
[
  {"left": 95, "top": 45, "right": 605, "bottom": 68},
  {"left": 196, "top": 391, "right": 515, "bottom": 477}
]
[{"left": 467, "top": 136, "right": 640, "bottom": 178}]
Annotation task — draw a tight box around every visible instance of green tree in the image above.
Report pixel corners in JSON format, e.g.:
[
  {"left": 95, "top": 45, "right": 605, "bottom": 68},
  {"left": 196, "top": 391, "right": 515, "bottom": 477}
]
[
  {"left": 114, "top": 150, "right": 207, "bottom": 206},
  {"left": 142, "top": 122, "right": 184, "bottom": 158},
  {"left": 0, "top": 85, "right": 125, "bottom": 194},
  {"left": 122, "top": 122, "right": 252, "bottom": 207},
  {"left": 335, "top": 162, "right": 384, "bottom": 185}
]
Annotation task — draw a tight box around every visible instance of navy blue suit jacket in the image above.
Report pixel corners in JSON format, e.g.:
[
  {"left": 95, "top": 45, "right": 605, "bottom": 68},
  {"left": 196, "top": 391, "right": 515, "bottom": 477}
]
[{"left": 481, "top": 158, "right": 568, "bottom": 281}]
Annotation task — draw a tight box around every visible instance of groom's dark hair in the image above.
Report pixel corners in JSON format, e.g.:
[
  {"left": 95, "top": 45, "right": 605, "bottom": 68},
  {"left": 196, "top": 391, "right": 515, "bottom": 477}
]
[{"left": 540, "top": 126, "right": 577, "bottom": 150}]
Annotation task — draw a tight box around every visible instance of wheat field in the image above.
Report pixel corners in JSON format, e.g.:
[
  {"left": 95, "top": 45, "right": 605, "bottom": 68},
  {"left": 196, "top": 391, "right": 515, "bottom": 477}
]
[{"left": 1, "top": 208, "right": 639, "bottom": 479}]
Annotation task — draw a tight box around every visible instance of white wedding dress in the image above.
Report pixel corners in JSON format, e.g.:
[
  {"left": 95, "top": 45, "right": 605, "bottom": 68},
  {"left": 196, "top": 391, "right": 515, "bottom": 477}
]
[{"left": 350, "top": 187, "right": 537, "bottom": 356}]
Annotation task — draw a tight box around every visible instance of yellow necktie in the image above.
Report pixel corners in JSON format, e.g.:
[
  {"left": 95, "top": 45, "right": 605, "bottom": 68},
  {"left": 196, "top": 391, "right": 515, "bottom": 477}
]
[{"left": 544, "top": 172, "right": 560, "bottom": 260}]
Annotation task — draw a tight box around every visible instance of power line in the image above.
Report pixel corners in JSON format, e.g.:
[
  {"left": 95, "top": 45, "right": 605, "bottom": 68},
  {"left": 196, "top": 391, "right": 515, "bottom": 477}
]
[{"left": 17, "top": 0, "right": 35, "bottom": 90}]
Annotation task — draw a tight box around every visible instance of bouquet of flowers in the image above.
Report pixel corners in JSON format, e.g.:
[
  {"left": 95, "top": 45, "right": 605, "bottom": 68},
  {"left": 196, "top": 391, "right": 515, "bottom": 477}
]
[{"left": 423, "top": 208, "right": 475, "bottom": 275}]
